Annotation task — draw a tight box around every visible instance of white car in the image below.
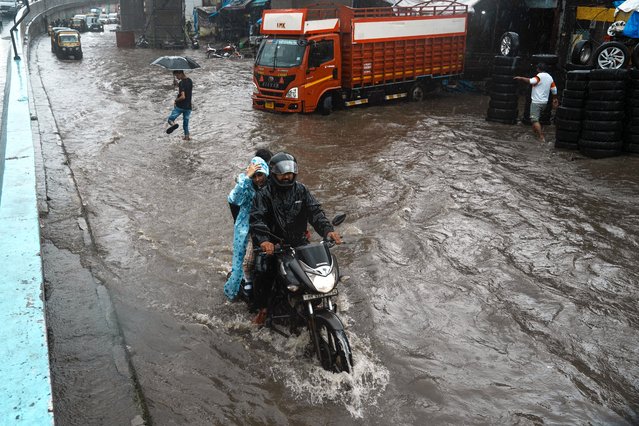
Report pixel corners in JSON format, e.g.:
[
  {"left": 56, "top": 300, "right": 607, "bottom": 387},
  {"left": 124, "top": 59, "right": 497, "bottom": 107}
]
[
  {"left": 98, "top": 14, "right": 109, "bottom": 24},
  {"left": 108, "top": 12, "right": 119, "bottom": 24}
]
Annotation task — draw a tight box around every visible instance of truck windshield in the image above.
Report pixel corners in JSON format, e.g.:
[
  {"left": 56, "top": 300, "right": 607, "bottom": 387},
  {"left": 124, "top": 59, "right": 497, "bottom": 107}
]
[{"left": 255, "top": 39, "right": 306, "bottom": 68}]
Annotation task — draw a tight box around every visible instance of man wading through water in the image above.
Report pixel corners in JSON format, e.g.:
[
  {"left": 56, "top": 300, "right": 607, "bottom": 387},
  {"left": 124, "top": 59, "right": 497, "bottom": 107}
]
[
  {"left": 514, "top": 63, "right": 559, "bottom": 143},
  {"left": 166, "top": 70, "right": 193, "bottom": 141}
]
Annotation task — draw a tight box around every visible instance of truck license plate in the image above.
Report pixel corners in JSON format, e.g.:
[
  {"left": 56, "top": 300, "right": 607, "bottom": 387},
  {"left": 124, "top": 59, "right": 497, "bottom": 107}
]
[
  {"left": 303, "top": 289, "right": 338, "bottom": 301},
  {"left": 265, "top": 101, "right": 274, "bottom": 109}
]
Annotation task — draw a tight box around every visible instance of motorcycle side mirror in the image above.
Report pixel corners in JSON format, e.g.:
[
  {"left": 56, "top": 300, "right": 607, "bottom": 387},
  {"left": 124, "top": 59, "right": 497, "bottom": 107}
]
[{"left": 331, "top": 213, "right": 346, "bottom": 227}]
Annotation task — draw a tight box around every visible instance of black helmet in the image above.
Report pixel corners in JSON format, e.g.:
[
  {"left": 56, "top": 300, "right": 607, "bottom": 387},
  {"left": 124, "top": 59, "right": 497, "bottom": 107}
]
[{"left": 269, "top": 152, "right": 298, "bottom": 187}]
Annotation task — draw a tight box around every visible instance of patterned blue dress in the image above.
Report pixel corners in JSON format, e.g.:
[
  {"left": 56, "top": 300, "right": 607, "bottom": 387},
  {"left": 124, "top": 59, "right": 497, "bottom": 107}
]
[{"left": 224, "top": 157, "right": 269, "bottom": 300}]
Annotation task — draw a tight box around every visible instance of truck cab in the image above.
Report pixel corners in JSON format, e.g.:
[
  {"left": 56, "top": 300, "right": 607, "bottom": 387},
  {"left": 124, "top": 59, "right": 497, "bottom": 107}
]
[
  {"left": 252, "top": 11, "right": 341, "bottom": 113},
  {"left": 51, "top": 28, "right": 82, "bottom": 60}
]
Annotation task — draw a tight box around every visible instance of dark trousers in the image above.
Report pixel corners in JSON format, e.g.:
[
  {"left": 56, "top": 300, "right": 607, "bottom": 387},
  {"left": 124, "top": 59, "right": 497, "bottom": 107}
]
[{"left": 252, "top": 254, "right": 275, "bottom": 310}]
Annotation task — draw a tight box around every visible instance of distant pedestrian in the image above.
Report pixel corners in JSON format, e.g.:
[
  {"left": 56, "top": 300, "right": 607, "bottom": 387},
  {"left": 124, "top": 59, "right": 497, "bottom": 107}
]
[
  {"left": 514, "top": 63, "right": 559, "bottom": 143},
  {"left": 166, "top": 70, "right": 193, "bottom": 141}
]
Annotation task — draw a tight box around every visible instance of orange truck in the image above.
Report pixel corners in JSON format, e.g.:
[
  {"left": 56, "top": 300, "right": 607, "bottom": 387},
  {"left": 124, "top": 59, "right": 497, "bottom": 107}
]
[{"left": 252, "top": 1, "right": 468, "bottom": 114}]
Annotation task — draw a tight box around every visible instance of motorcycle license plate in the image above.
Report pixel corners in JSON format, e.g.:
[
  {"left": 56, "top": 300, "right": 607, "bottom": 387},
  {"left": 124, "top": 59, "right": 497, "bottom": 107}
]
[
  {"left": 303, "top": 289, "right": 338, "bottom": 301},
  {"left": 265, "top": 101, "right": 274, "bottom": 109}
]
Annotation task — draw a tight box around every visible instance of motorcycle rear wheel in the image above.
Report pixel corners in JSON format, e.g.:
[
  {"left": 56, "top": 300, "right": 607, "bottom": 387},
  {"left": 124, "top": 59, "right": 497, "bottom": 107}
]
[{"left": 315, "top": 323, "right": 353, "bottom": 373}]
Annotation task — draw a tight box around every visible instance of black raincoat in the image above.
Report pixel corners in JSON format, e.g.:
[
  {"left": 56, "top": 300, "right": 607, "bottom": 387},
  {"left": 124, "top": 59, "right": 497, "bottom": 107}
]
[{"left": 250, "top": 179, "right": 334, "bottom": 247}]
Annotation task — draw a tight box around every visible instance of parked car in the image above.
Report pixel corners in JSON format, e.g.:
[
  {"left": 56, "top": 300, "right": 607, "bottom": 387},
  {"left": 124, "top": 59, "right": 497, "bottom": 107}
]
[
  {"left": 98, "top": 14, "right": 109, "bottom": 25},
  {"left": 84, "top": 14, "right": 103, "bottom": 32},
  {"left": 108, "top": 12, "right": 119, "bottom": 24},
  {"left": 0, "top": 0, "right": 20, "bottom": 17},
  {"left": 88, "top": 21, "right": 104, "bottom": 32}
]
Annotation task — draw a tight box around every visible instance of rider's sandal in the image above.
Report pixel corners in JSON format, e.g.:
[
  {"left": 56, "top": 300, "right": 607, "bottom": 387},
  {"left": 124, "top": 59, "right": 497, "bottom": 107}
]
[{"left": 252, "top": 308, "right": 267, "bottom": 326}]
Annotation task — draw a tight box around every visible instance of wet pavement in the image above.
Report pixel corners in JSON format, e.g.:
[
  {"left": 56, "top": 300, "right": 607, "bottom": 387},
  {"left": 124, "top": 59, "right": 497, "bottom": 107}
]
[{"left": 31, "top": 26, "right": 639, "bottom": 425}]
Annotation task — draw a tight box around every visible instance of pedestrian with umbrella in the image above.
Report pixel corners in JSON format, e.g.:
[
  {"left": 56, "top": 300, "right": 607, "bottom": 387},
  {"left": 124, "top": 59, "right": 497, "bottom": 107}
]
[{"left": 151, "top": 56, "right": 201, "bottom": 141}]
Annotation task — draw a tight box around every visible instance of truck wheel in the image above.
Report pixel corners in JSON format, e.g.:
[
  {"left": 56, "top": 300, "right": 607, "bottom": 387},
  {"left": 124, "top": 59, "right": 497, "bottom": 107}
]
[
  {"left": 594, "top": 42, "right": 629, "bottom": 69},
  {"left": 409, "top": 83, "right": 424, "bottom": 101},
  {"left": 319, "top": 94, "right": 333, "bottom": 115},
  {"left": 498, "top": 32, "right": 519, "bottom": 57}
]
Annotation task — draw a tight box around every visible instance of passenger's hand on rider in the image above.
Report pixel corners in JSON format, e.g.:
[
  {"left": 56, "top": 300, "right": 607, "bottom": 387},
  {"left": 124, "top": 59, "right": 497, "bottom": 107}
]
[
  {"left": 326, "top": 231, "right": 342, "bottom": 244},
  {"left": 260, "top": 241, "right": 275, "bottom": 255},
  {"left": 246, "top": 163, "right": 262, "bottom": 178}
]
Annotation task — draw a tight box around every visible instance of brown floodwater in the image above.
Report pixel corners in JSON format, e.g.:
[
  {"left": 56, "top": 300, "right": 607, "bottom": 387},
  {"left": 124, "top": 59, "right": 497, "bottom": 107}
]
[{"left": 32, "top": 27, "right": 638, "bottom": 425}]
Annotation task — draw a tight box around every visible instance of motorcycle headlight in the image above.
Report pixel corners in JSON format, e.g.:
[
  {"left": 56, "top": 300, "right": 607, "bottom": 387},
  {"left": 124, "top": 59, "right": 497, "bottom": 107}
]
[
  {"left": 309, "top": 269, "right": 336, "bottom": 293},
  {"left": 285, "top": 87, "right": 298, "bottom": 99},
  {"left": 252, "top": 82, "right": 259, "bottom": 94}
]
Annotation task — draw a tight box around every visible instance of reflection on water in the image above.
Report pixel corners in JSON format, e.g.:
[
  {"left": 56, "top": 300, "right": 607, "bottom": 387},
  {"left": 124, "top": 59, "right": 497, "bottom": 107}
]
[{"left": 34, "top": 28, "right": 638, "bottom": 425}]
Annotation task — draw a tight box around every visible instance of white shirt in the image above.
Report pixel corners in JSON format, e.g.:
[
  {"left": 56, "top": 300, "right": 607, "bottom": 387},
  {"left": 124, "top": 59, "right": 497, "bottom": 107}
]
[{"left": 529, "top": 72, "right": 557, "bottom": 103}]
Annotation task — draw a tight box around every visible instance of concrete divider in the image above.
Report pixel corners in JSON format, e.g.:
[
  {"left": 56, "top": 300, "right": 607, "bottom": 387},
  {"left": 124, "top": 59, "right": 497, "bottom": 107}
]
[
  {"left": 0, "top": 2, "right": 112, "bottom": 423},
  {"left": 0, "top": 22, "right": 54, "bottom": 424}
]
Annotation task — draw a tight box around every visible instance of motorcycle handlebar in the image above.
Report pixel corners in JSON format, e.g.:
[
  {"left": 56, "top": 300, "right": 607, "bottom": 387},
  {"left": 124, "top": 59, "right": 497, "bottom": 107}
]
[{"left": 253, "top": 239, "right": 344, "bottom": 255}]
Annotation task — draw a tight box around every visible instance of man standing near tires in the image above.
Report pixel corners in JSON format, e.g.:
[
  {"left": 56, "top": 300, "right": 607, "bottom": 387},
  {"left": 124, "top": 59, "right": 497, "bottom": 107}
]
[{"left": 515, "top": 63, "right": 559, "bottom": 143}]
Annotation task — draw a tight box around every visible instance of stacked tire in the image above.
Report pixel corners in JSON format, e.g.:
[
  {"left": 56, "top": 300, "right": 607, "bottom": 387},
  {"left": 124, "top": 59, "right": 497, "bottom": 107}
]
[
  {"left": 625, "top": 68, "right": 639, "bottom": 154},
  {"left": 555, "top": 70, "right": 589, "bottom": 150},
  {"left": 486, "top": 55, "right": 520, "bottom": 125},
  {"left": 579, "top": 69, "right": 628, "bottom": 158}
]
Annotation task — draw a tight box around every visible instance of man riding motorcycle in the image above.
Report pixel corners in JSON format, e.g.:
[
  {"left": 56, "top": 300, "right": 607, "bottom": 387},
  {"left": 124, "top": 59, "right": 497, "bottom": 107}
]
[{"left": 249, "top": 152, "right": 342, "bottom": 323}]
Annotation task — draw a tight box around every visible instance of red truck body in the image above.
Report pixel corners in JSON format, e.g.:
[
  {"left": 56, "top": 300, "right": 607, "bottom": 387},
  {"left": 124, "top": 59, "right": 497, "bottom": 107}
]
[{"left": 252, "top": 1, "right": 468, "bottom": 113}]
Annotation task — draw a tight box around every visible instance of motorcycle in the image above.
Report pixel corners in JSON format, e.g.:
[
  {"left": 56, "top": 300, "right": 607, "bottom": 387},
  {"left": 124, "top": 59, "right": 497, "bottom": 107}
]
[
  {"left": 253, "top": 214, "right": 353, "bottom": 374},
  {"left": 206, "top": 43, "right": 242, "bottom": 59}
]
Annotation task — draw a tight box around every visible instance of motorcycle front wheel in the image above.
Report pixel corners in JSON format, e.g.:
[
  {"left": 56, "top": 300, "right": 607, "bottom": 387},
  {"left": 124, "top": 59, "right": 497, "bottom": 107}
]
[{"left": 315, "top": 322, "right": 353, "bottom": 373}]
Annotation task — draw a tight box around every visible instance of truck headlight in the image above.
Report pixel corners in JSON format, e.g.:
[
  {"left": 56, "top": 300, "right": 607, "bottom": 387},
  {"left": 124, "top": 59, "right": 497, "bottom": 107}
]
[
  {"left": 252, "top": 82, "right": 259, "bottom": 94},
  {"left": 285, "top": 87, "right": 298, "bottom": 99},
  {"left": 309, "top": 269, "right": 336, "bottom": 293}
]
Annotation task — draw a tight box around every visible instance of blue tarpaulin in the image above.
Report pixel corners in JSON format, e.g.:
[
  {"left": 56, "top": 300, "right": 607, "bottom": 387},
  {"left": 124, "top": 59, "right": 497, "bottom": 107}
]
[
  {"left": 209, "top": 0, "right": 254, "bottom": 16},
  {"left": 250, "top": 0, "right": 269, "bottom": 8},
  {"left": 622, "top": 11, "right": 639, "bottom": 38}
]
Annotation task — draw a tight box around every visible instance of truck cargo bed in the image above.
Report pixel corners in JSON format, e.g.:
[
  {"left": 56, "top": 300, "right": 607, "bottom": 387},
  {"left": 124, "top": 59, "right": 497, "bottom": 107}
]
[{"left": 337, "top": 2, "right": 467, "bottom": 89}]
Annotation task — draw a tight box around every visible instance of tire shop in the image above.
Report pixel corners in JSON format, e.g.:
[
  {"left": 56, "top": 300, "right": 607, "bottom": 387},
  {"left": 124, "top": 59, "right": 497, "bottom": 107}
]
[{"left": 478, "top": 0, "right": 639, "bottom": 158}]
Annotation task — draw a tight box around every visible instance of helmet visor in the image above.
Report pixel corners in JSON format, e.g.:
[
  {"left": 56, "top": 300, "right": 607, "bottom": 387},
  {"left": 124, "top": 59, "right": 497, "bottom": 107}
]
[{"left": 272, "top": 159, "right": 298, "bottom": 175}]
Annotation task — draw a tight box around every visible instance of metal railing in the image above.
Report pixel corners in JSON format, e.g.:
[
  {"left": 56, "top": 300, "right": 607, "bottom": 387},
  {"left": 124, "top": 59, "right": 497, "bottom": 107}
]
[{"left": 10, "top": 0, "right": 30, "bottom": 60}]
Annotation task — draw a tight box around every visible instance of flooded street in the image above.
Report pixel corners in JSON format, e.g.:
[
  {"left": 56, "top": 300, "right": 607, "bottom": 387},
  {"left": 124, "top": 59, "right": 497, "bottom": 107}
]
[{"left": 32, "top": 28, "right": 638, "bottom": 424}]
